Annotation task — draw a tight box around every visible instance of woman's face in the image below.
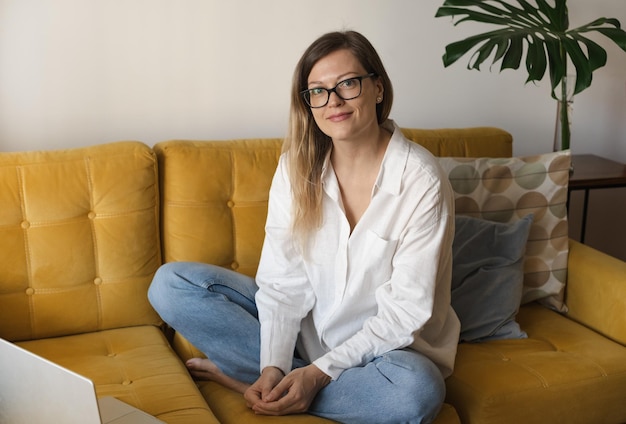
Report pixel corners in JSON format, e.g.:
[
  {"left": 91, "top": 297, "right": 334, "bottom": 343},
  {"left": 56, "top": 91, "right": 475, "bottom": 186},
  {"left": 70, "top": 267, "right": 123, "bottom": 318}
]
[{"left": 305, "top": 49, "right": 383, "bottom": 143}]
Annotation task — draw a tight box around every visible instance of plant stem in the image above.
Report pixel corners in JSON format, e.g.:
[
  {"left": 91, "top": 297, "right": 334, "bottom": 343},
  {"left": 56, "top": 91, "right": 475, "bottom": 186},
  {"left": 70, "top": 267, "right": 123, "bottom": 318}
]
[
  {"left": 559, "top": 43, "right": 571, "bottom": 151},
  {"left": 559, "top": 97, "right": 570, "bottom": 151}
]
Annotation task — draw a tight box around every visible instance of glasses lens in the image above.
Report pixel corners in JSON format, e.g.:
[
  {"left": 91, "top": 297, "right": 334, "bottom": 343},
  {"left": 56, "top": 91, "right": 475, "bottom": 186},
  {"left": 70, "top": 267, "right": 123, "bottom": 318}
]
[
  {"left": 305, "top": 88, "right": 328, "bottom": 108},
  {"left": 335, "top": 78, "right": 362, "bottom": 101}
]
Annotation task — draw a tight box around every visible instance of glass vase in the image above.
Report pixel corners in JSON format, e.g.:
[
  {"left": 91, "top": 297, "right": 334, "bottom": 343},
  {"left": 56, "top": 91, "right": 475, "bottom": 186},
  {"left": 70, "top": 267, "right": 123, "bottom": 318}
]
[
  {"left": 553, "top": 76, "right": 574, "bottom": 152},
  {"left": 553, "top": 99, "right": 573, "bottom": 151}
]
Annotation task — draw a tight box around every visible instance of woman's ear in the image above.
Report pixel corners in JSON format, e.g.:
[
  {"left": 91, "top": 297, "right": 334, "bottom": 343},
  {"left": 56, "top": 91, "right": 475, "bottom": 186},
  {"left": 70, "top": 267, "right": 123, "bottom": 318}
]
[{"left": 375, "top": 78, "right": 384, "bottom": 100}]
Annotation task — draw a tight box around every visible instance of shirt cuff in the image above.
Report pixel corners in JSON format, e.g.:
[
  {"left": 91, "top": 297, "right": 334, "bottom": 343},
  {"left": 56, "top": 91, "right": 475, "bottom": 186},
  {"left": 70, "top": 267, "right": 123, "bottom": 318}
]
[
  {"left": 260, "top": 322, "right": 298, "bottom": 376},
  {"left": 312, "top": 355, "right": 347, "bottom": 381}
]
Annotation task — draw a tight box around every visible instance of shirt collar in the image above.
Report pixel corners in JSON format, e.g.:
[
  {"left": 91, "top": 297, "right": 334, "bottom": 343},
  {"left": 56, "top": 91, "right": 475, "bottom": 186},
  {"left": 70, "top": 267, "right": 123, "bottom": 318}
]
[{"left": 376, "top": 120, "right": 409, "bottom": 196}]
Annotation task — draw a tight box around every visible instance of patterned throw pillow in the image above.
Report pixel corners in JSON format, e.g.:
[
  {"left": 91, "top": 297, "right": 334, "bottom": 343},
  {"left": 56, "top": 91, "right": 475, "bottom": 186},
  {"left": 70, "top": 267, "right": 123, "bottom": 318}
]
[{"left": 439, "top": 150, "right": 571, "bottom": 312}]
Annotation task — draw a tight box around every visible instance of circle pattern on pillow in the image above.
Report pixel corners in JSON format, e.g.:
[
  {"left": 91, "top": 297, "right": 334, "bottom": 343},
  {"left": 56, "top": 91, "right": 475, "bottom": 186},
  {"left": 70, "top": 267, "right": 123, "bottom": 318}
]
[
  {"left": 439, "top": 150, "right": 572, "bottom": 312},
  {"left": 483, "top": 166, "right": 513, "bottom": 193},
  {"left": 449, "top": 165, "right": 480, "bottom": 194}
]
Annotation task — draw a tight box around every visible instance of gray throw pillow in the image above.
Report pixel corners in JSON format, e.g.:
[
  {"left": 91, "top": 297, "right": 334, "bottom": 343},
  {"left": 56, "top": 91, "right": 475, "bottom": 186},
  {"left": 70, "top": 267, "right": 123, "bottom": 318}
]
[{"left": 452, "top": 214, "right": 533, "bottom": 342}]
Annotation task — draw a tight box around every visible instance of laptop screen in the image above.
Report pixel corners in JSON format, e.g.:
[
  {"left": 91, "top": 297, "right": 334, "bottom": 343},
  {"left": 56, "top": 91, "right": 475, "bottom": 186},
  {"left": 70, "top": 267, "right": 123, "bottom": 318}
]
[{"left": 0, "top": 337, "right": 103, "bottom": 423}]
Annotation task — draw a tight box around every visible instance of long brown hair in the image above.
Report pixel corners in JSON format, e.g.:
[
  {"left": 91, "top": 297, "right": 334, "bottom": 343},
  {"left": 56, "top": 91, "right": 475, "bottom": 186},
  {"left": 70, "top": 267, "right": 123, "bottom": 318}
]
[{"left": 283, "top": 30, "right": 394, "bottom": 245}]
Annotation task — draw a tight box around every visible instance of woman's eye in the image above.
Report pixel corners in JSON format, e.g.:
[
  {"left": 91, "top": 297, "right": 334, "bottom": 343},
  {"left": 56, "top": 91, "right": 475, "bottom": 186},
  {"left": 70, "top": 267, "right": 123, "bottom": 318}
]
[
  {"left": 339, "top": 78, "right": 356, "bottom": 88},
  {"left": 310, "top": 88, "right": 325, "bottom": 97}
]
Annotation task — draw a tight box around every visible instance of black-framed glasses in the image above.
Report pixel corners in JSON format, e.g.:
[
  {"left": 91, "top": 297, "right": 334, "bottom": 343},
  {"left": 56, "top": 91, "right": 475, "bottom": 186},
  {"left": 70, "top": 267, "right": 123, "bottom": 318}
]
[{"left": 301, "top": 73, "right": 377, "bottom": 108}]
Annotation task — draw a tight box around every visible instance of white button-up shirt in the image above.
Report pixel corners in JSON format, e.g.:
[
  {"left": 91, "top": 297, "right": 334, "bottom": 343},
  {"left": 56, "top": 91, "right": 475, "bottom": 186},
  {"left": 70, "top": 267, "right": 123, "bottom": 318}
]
[{"left": 256, "top": 120, "right": 460, "bottom": 380}]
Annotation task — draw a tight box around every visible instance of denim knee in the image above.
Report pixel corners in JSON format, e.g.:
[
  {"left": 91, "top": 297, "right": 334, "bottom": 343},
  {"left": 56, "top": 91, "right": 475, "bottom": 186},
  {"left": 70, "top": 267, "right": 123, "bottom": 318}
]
[
  {"left": 147, "top": 262, "right": 189, "bottom": 319},
  {"left": 375, "top": 350, "right": 446, "bottom": 423},
  {"left": 148, "top": 261, "right": 259, "bottom": 323}
]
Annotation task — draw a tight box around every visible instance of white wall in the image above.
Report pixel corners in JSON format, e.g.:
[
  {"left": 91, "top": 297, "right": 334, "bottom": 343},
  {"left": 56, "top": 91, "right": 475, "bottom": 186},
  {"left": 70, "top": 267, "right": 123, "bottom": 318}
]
[
  {"left": 1, "top": 0, "right": 625, "bottom": 156},
  {"left": 1, "top": 0, "right": 626, "bottom": 258}
]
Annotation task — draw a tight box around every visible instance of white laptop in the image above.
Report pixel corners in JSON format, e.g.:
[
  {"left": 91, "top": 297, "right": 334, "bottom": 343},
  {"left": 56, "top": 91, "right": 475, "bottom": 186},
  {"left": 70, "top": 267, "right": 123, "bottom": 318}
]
[{"left": 0, "top": 337, "right": 165, "bottom": 424}]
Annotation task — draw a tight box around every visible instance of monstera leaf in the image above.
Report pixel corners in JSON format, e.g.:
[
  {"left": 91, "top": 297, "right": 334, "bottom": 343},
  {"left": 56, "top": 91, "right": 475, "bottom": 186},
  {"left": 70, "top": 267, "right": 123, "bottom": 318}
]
[{"left": 436, "top": 0, "right": 626, "bottom": 100}]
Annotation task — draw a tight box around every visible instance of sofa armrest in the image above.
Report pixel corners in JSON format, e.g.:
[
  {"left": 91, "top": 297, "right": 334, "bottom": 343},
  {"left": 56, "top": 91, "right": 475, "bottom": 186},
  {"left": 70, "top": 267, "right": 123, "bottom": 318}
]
[{"left": 565, "top": 239, "right": 626, "bottom": 345}]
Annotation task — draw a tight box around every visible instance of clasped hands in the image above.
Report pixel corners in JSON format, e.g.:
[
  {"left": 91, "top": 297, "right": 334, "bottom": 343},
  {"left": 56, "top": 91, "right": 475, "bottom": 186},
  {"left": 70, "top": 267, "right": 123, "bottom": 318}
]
[{"left": 244, "top": 364, "right": 331, "bottom": 416}]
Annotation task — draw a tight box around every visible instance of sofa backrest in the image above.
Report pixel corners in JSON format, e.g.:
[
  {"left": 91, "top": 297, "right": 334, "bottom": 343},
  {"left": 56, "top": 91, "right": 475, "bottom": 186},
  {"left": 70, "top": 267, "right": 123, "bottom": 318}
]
[
  {"left": 155, "top": 138, "right": 282, "bottom": 277},
  {"left": 0, "top": 142, "right": 162, "bottom": 342},
  {"left": 155, "top": 127, "right": 512, "bottom": 277}
]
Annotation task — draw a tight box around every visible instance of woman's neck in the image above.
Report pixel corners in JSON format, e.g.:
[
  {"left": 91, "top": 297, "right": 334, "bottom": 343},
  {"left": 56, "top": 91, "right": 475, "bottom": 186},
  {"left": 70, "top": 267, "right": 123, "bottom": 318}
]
[{"left": 330, "top": 125, "right": 391, "bottom": 171}]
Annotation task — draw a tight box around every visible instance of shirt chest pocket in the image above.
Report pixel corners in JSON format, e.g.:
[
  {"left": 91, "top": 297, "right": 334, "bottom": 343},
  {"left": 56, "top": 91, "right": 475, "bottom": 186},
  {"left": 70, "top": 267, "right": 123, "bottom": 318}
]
[{"left": 349, "top": 230, "right": 398, "bottom": 294}]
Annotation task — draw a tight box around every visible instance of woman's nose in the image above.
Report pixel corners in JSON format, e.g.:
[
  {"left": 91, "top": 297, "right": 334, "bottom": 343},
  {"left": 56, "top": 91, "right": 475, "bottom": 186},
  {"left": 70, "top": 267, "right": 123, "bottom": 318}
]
[{"left": 327, "top": 91, "right": 344, "bottom": 107}]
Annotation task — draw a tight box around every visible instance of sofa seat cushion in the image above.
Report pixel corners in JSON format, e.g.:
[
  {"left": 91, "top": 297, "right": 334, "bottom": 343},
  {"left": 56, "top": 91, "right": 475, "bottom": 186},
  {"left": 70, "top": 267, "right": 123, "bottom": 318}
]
[
  {"left": 196, "top": 381, "right": 460, "bottom": 424},
  {"left": 17, "top": 325, "right": 218, "bottom": 424},
  {"left": 172, "top": 333, "right": 460, "bottom": 423},
  {"left": 446, "top": 303, "right": 626, "bottom": 424}
]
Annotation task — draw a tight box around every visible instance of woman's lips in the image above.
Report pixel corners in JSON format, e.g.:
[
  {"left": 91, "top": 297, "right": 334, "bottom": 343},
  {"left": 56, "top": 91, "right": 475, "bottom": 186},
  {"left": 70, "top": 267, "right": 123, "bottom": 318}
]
[{"left": 327, "top": 112, "right": 351, "bottom": 122}]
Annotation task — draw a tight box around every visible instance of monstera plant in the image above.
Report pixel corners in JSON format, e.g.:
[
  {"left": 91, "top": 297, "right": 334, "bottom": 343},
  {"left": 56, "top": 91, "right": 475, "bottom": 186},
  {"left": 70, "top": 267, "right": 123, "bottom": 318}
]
[{"left": 436, "top": 0, "right": 626, "bottom": 150}]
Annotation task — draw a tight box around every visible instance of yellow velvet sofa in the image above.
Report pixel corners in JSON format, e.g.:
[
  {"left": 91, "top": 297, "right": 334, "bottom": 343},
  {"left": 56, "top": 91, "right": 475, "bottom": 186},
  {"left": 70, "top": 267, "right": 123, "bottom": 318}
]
[{"left": 1, "top": 128, "right": 625, "bottom": 424}]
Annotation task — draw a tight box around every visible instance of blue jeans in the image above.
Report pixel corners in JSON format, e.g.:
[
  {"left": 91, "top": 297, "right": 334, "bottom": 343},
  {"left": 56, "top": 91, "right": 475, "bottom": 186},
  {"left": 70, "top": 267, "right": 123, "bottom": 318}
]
[{"left": 148, "top": 262, "right": 445, "bottom": 424}]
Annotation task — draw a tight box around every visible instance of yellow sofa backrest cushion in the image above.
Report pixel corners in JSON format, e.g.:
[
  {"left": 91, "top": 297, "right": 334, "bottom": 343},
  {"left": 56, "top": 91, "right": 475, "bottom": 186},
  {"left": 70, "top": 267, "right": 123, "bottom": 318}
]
[
  {"left": 0, "top": 142, "right": 162, "bottom": 342},
  {"left": 155, "top": 138, "right": 282, "bottom": 277},
  {"left": 400, "top": 127, "right": 512, "bottom": 157},
  {"left": 155, "top": 127, "right": 512, "bottom": 276}
]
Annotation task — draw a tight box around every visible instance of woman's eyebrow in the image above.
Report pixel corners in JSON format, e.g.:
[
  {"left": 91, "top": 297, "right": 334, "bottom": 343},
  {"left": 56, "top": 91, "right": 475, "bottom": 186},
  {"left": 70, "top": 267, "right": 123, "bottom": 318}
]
[{"left": 307, "top": 72, "right": 361, "bottom": 87}]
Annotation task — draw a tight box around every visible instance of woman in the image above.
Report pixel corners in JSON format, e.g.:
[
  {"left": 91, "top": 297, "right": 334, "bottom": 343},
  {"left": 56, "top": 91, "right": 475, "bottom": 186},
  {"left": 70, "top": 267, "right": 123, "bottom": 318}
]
[{"left": 148, "top": 30, "right": 460, "bottom": 424}]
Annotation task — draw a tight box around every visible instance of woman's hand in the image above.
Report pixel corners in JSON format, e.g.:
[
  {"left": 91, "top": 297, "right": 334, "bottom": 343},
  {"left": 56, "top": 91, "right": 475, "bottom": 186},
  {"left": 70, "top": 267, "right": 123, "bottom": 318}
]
[
  {"left": 244, "top": 366, "right": 285, "bottom": 410},
  {"left": 246, "top": 364, "right": 331, "bottom": 416}
]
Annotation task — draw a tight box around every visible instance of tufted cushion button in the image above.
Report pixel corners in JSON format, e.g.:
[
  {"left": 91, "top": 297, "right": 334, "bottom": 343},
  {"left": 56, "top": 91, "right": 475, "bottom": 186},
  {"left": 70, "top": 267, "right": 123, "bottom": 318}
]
[
  {"left": 227, "top": 200, "right": 235, "bottom": 208},
  {"left": 231, "top": 261, "right": 239, "bottom": 270},
  {"left": 25, "top": 287, "right": 35, "bottom": 295},
  {"left": 21, "top": 221, "right": 30, "bottom": 229},
  {"left": 88, "top": 211, "right": 96, "bottom": 219},
  {"left": 94, "top": 277, "right": 103, "bottom": 285},
  {"left": 122, "top": 380, "right": 132, "bottom": 386},
  {"left": 107, "top": 353, "right": 116, "bottom": 357}
]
